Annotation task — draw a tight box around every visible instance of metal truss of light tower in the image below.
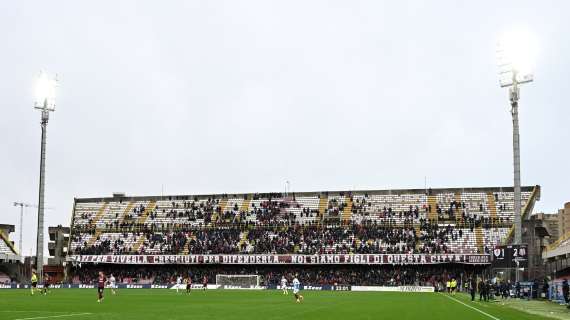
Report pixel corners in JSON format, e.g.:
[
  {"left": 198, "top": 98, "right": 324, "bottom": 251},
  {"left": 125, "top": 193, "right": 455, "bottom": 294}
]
[
  {"left": 33, "top": 71, "right": 58, "bottom": 281},
  {"left": 497, "top": 30, "right": 536, "bottom": 245}
]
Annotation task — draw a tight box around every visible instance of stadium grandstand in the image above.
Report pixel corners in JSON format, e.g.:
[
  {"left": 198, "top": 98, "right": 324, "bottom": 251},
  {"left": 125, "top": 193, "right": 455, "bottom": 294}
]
[
  {"left": 66, "top": 185, "right": 539, "bottom": 287},
  {"left": 0, "top": 224, "right": 21, "bottom": 285},
  {"left": 4, "top": 1, "right": 570, "bottom": 319},
  {"left": 543, "top": 229, "right": 570, "bottom": 279}
]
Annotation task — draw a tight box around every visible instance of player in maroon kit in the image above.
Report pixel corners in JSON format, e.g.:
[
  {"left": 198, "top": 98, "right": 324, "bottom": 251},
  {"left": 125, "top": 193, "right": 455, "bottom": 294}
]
[
  {"left": 202, "top": 275, "right": 208, "bottom": 291},
  {"left": 97, "top": 271, "right": 106, "bottom": 303},
  {"left": 186, "top": 276, "right": 192, "bottom": 294},
  {"left": 42, "top": 274, "right": 51, "bottom": 295}
]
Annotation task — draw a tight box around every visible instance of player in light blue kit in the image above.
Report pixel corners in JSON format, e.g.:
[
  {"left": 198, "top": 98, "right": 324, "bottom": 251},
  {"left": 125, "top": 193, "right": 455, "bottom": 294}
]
[{"left": 292, "top": 276, "right": 304, "bottom": 303}]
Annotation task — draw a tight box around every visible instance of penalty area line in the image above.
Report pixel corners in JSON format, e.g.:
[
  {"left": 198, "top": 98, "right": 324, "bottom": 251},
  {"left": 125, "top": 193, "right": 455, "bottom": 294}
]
[
  {"left": 12, "top": 313, "right": 93, "bottom": 320},
  {"left": 442, "top": 294, "right": 501, "bottom": 320}
]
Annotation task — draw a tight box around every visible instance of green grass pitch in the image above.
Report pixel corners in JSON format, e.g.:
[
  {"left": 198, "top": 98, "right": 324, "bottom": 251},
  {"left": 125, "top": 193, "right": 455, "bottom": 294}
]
[{"left": 0, "top": 289, "right": 563, "bottom": 320}]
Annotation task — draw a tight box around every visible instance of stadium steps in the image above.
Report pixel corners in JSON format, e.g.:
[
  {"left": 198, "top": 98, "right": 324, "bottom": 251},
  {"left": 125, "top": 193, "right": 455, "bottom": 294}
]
[
  {"left": 182, "top": 234, "right": 196, "bottom": 254},
  {"left": 341, "top": 197, "right": 353, "bottom": 223},
  {"left": 414, "top": 225, "right": 421, "bottom": 249},
  {"left": 89, "top": 202, "right": 108, "bottom": 228},
  {"left": 454, "top": 193, "right": 462, "bottom": 223},
  {"left": 120, "top": 202, "right": 135, "bottom": 223},
  {"left": 486, "top": 193, "right": 497, "bottom": 220},
  {"left": 318, "top": 196, "right": 328, "bottom": 220},
  {"left": 238, "top": 231, "right": 249, "bottom": 250},
  {"left": 427, "top": 195, "right": 438, "bottom": 222},
  {"left": 0, "top": 230, "right": 18, "bottom": 255},
  {"left": 240, "top": 197, "right": 251, "bottom": 213},
  {"left": 136, "top": 200, "right": 157, "bottom": 225},
  {"left": 475, "top": 227, "right": 484, "bottom": 253},
  {"left": 87, "top": 230, "right": 102, "bottom": 247},
  {"left": 504, "top": 185, "right": 540, "bottom": 244},
  {"left": 213, "top": 199, "right": 228, "bottom": 223},
  {"left": 132, "top": 234, "right": 147, "bottom": 252}
]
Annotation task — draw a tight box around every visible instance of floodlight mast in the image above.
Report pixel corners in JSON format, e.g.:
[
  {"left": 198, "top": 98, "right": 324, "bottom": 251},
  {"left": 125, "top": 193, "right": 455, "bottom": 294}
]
[
  {"left": 497, "top": 37, "right": 533, "bottom": 246},
  {"left": 13, "top": 202, "right": 28, "bottom": 257},
  {"left": 33, "top": 71, "right": 57, "bottom": 282},
  {"left": 509, "top": 70, "right": 523, "bottom": 246},
  {"left": 13, "top": 202, "right": 53, "bottom": 259}
]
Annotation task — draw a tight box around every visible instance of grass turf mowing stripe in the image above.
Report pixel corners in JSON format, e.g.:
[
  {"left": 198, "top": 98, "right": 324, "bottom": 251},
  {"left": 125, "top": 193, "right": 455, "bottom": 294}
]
[
  {"left": 1, "top": 289, "right": 560, "bottom": 320},
  {"left": 442, "top": 294, "right": 501, "bottom": 320},
  {"left": 12, "top": 313, "right": 93, "bottom": 320}
]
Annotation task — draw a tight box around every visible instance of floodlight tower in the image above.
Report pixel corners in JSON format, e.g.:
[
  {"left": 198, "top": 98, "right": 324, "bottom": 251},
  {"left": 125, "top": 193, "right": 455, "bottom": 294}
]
[
  {"left": 33, "top": 71, "right": 57, "bottom": 281},
  {"left": 497, "top": 30, "right": 536, "bottom": 245},
  {"left": 13, "top": 202, "right": 33, "bottom": 255},
  {"left": 13, "top": 202, "right": 53, "bottom": 257}
]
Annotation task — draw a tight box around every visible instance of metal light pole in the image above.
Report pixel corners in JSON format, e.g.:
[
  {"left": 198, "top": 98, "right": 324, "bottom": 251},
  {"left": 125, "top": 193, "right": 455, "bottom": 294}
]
[
  {"left": 510, "top": 71, "right": 523, "bottom": 245},
  {"left": 12, "top": 202, "right": 53, "bottom": 259},
  {"left": 33, "top": 71, "right": 57, "bottom": 282},
  {"left": 13, "top": 202, "right": 29, "bottom": 256},
  {"left": 497, "top": 30, "right": 535, "bottom": 245}
]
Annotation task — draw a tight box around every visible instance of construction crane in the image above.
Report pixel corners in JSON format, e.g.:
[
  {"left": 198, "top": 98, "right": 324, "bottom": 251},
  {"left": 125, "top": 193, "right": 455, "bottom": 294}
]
[{"left": 13, "top": 202, "right": 54, "bottom": 256}]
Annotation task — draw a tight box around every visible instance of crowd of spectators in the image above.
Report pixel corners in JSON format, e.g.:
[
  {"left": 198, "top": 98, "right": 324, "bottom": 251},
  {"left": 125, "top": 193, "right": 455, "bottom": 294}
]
[
  {"left": 71, "top": 221, "right": 500, "bottom": 256},
  {"left": 70, "top": 264, "right": 482, "bottom": 288},
  {"left": 75, "top": 193, "right": 513, "bottom": 236}
]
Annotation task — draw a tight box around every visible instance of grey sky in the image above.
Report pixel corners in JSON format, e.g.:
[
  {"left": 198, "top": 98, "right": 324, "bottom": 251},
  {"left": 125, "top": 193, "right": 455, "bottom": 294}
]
[{"left": 0, "top": 0, "right": 568, "bottom": 256}]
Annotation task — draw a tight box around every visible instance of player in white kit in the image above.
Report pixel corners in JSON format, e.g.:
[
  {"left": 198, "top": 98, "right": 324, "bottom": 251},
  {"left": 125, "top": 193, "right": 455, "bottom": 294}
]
[
  {"left": 108, "top": 274, "right": 117, "bottom": 295},
  {"left": 281, "top": 276, "right": 288, "bottom": 295},
  {"left": 292, "top": 277, "right": 304, "bottom": 303},
  {"left": 176, "top": 276, "right": 182, "bottom": 293}
]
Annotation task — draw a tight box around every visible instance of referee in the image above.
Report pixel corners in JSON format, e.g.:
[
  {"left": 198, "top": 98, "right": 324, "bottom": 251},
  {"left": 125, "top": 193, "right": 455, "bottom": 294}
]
[{"left": 30, "top": 271, "right": 38, "bottom": 296}]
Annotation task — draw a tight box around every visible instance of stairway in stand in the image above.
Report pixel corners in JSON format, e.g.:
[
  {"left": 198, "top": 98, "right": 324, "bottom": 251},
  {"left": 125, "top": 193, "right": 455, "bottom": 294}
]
[
  {"left": 475, "top": 227, "right": 484, "bottom": 253},
  {"left": 89, "top": 203, "right": 108, "bottom": 228},
  {"left": 136, "top": 201, "right": 157, "bottom": 225},
  {"left": 341, "top": 197, "right": 353, "bottom": 223},
  {"left": 212, "top": 199, "right": 228, "bottom": 224},
  {"left": 87, "top": 230, "right": 102, "bottom": 247},
  {"left": 88, "top": 203, "right": 109, "bottom": 247},
  {"left": 427, "top": 195, "right": 438, "bottom": 222},
  {"left": 414, "top": 224, "right": 421, "bottom": 250},
  {"left": 486, "top": 193, "right": 497, "bottom": 220},
  {"left": 318, "top": 196, "right": 328, "bottom": 221},
  {"left": 238, "top": 231, "right": 249, "bottom": 251},
  {"left": 182, "top": 234, "right": 196, "bottom": 255},
  {"left": 454, "top": 193, "right": 462, "bottom": 223},
  {"left": 119, "top": 202, "right": 135, "bottom": 223},
  {"left": 132, "top": 234, "right": 147, "bottom": 253},
  {"left": 240, "top": 197, "right": 251, "bottom": 213}
]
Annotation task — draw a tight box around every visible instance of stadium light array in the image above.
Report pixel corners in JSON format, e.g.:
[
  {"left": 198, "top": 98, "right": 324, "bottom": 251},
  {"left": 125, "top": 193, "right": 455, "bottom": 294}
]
[
  {"left": 498, "top": 28, "right": 537, "bottom": 87},
  {"left": 34, "top": 71, "right": 57, "bottom": 110},
  {"left": 497, "top": 28, "right": 536, "bottom": 245}
]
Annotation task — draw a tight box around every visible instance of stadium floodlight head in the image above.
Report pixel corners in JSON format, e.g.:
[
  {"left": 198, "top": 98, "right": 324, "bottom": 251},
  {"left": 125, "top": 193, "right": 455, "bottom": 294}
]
[
  {"left": 496, "top": 28, "right": 536, "bottom": 248},
  {"left": 497, "top": 28, "right": 537, "bottom": 88},
  {"left": 34, "top": 71, "right": 57, "bottom": 111}
]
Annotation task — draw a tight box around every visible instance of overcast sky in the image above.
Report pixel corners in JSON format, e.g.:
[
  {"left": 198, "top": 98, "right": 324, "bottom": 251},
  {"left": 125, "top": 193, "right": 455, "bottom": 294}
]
[{"left": 0, "top": 0, "right": 568, "bottom": 256}]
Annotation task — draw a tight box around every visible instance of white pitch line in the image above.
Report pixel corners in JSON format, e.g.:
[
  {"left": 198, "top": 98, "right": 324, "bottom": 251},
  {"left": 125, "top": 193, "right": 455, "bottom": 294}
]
[
  {"left": 12, "top": 313, "right": 93, "bottom": 320},
  {"left": 0, "top": 311, "right": 65, "bottom": 313},
  {"left": 442, "top": 294, "right": 501, "bottom": 320}
]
